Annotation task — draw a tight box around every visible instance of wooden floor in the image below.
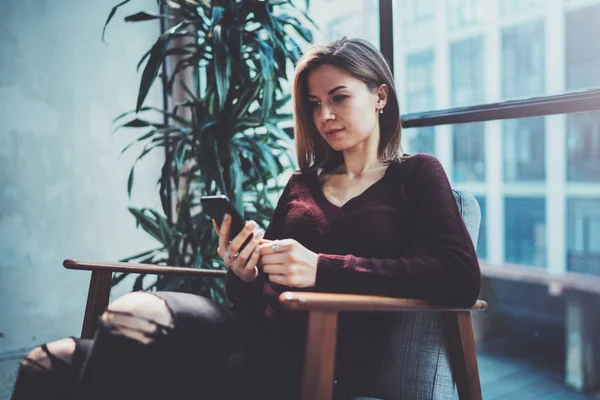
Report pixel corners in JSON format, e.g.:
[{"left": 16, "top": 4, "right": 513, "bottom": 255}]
[
  {"left": 477, "top": 346, "right": 597, "bottom": 399},
  {"left": 1, "top": 344, "right": 598, "bottom": 400}
]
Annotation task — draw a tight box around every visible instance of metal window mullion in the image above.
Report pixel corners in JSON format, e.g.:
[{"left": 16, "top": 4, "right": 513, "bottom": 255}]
[
  {"left": 379, "top": 0, "right": 394, "bottom": 73},
  {"left": 545, "top": 0, "right": 568, "bottom": 275}
]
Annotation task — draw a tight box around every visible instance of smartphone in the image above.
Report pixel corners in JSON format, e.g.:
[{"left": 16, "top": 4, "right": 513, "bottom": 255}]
[{"left": 201, "top": 195, "right": 253, "bottom": 249}]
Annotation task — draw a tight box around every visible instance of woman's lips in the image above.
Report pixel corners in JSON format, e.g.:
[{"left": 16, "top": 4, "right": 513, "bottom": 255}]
[{"left": 324, "top": 128, "right": 344, "bottom": 136}]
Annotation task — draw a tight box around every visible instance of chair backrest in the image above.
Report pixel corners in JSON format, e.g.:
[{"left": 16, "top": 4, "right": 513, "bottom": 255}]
[
  {"left": 453, "top": 189, "right": 481, "bottom": 249},
  {"left": 354, "top": 190, "right": 482, "bottom": 399}
]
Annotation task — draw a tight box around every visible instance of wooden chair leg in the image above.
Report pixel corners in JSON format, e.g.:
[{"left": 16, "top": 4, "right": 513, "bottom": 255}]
[
  {"left": 443, "top": 311, "right": 482, "bottom": 400},
  {"left": 80, "top": 270, "right": 112, "bottom": 339},
  {"left": 301, "top": 310, "right": 339, "bottom": 400}
]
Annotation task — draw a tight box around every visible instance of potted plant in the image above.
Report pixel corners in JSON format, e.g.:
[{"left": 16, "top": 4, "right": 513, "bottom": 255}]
[{"left": 104, "top": 0, "right": 314, "bottom": 303}]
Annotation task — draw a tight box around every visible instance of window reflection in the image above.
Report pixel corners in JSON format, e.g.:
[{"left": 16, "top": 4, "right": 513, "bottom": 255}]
[
  {"left": 447, "top": 0, "right": 487, "bottom": 30},
  {"left": 502, "top": 21, "right": 545, "bottom": 100},
  {"left": 503, "top": 117, "right": 546, "bottom": 182},
  {"left": 453, "top": 122, "right": 485, "bottom": 182},
  {"left": 405, "top": 49, "right": 435, "bottom": 113},
  {"left": 566, "top": 3, "right": 600, "bottom": 91},
  {"left": 403, "top": 127, "right": 435, "bottom": 156},
  {"left": 474, "top": 195, "right": 487, "bottom": 259},
  {"left": 567, "top": 112, "right": 600, "bottom": 181},
  {"left": 499, "top": 0, "right": 546, "bottom": 17},
  {"left": 450, "top": 36, "right": 484, "bottom": 107},
  {"left": 568, "top": 198, "right": 600, "bottom": 275},
  {"left": 505, "top": 197, "right": 546, "bottom": 267}
]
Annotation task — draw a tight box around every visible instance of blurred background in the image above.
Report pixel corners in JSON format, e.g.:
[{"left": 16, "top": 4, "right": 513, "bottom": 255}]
[{"left": 1, "top": 0, "right": 600, "bottom": 399}]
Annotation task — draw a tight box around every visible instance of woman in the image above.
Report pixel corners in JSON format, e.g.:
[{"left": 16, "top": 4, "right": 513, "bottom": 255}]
[{"left": 11, "top": 38, "right": 480, "bottom": 400}]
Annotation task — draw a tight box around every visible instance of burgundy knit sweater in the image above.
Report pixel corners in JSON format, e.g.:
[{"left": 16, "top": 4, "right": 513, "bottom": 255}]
[
  {"left": 226, "top": 153, "right": 481, "bottom": 314},
  {"left": 225, "top": 153, "right": 481, "bottom": 395}
]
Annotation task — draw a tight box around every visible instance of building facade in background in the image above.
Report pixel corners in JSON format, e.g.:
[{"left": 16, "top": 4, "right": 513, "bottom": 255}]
[{"left": 309, "top": 0, "right": 600, "bottom": 276}]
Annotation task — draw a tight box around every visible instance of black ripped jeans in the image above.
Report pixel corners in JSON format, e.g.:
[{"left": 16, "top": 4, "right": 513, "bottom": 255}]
[{"left": 11, "top": 292, "right": 298, "bottom": 400}]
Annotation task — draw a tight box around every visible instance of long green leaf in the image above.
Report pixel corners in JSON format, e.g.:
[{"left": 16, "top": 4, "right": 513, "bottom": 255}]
[
  {"left": 137, "top": 22, "right": 190, "bottom": 112},
  {"left": 102, "top": 0, "right": 131, "bottom": 43},
  {"left": 124, "top": 11, "right": 173, "bottom": 22},
  {"left": 212, "top": 25, "right": 231, "bottom": 112}
]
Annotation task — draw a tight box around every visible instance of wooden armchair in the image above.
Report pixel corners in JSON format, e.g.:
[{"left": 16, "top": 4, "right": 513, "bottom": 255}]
[
  {"left": 64, "top": 258, "right": 486, "bottom": 400},
  {"left": 65, "top": 189, "right": 487, "bottom": 400}
]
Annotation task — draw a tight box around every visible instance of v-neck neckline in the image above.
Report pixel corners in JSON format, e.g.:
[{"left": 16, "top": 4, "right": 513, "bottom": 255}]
[{"left": 311, "top": 164, "right": 394, "bottom": 213}]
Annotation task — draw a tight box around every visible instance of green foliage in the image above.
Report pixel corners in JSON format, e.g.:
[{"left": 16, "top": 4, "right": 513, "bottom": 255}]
[{"left": 105, "top": 0, "right": 314, "bottom": 303}]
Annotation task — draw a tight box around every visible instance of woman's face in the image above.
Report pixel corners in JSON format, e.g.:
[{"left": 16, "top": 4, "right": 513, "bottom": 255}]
[{"left": 306, "top": 64, "right": 386, "bottom": 152}]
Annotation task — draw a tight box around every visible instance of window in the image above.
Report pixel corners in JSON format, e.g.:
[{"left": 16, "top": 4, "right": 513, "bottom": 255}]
[
  {"left": 402, "top": 0, "right": 436, "bottom": 24},
  {"left": 402, "top": 127, "right": 436, "bottom": 156},
  {"left": 453, "top": 122, "right": 485, "bottom": 182},
  {"left": 474, "top": 195, "right": 487, "bottom": 259},
  {"left": 400, "top": 0, "right": 437, "bottom": 45},
  {"left": 326, "top": 8, "right": 379, "bottom": 47},
  {"left": 502, "top": 21, "right": 545, "bottom": 100},
  {"left": 567, "top": 111, "right": 600, "bottom": 181},
  {"left": 447, "top": 0, "right": 486, "bottom": 30},
  {"left": 405, "top": 49, "right": 435, "bottom": 113},
  {"left": 568, "top": 198, "right": 600, "bottom": 276},
  {"left": 505, "top": 197, "right": 546, "bottom": 266},
  {"left": 503, "top": 117, "right": 546, "bottom": 181},
  {"left": 499, "top": 0, "right": 546, "bottom": 17},
  {"left": 566, "top": 3, "right": 600, "bottom": 91},
  {"left": 450, "top": 36, "right": 484, "bottom": 107},
  {"left": 307, "top": 1, "right": 379, "bottom": 46}
]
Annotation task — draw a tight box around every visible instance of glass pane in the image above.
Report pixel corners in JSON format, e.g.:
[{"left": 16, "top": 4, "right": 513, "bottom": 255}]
[
  {"left": 402, "top": 127, "right": 436, "bottom": 156},
  {"left": 505, "top": 197, "right": 547, "bottom": 266},
  {"left": 405, "top": 49, "right": 435, "bottom": 113},
  {"left": 307, "top": 1, "right": 379, "bottom": 47},
  {"left": 568, "top": 198, "right": 600, "bottom": 275},
  {"left": 499, "top": 0, "right": 547, "bottom": 17},
  {"left": 567, "top": 111, "right": 600, "bottom": 181},
  {"left": 474, "top": 195, "right": 488, "bottom": 259},
  {"left": 503, "top": 116, "right": 546, "bottom": 182},
  {"left": 400, "top": 0, "right": 437, "bottom": 45},
  {"left": 566, "top": 3, "right": 600, "bottom": 91},
  {"left": 501, "top": 21, "right": 545, "bottom": 101},
  {"left": 450, "top": 35, "right": 485, "bottom": 107},
  {"left": 447, "top": 0, "right": 487, "bottom": 30},
  {"left": 395, "top": 0, "right": 600, "bottom": 111},
  {"left": 453, "top": 122, "right": 485, "bottom": 182}
]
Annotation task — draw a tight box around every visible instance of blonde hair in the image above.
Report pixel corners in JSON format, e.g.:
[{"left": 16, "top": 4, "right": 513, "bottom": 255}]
[{"left": 292, "top": 38, "right": 402, "bottom": 172}]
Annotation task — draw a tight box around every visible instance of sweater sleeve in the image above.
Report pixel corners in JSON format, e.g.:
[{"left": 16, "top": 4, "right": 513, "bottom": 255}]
[
  {"left": 315, "top": 155, "right": 481, "bottom": 308},
  {"left": 225, "top": 174, "right": 294, "bottom": 316}
]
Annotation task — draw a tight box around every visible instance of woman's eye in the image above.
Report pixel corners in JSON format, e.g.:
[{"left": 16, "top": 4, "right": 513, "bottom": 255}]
[
  {"left": 333, "top": 95, "right": 348, "bottom": 103},
  {"left": 309, "top": 101, "right": 320, "bottom": 109}
]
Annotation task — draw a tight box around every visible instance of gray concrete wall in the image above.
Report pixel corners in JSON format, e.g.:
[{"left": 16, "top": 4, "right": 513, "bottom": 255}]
[{"left": 0, "top": 0, "right": 166, "bottom": 354}]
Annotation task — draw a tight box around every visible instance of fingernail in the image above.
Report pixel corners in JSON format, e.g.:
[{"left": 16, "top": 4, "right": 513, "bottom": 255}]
[
  {"left": 254, "top": 246, "right": 260, "bottom": 253},
  {"left": 247, "top": 221, "right": 257, "bottom": 229},
  {"left": 256, "top": 229, "right": 265, "bottom": 238},
  {"left": 224, "top": 214, "right": 230, "bottom": 221}
]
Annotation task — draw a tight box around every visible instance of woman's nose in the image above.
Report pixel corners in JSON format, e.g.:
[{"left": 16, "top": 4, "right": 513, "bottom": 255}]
[{"left": 319, "top": 104, "right": 335, "bottom": 121}]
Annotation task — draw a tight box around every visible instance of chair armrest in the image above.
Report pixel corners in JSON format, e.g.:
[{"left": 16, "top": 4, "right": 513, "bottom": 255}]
[
  {"left": 63, "top": 258, "right": 227, "bottom": 278},
  {"left": 279, "top": 292, "right": 487, "bottom": 312}
]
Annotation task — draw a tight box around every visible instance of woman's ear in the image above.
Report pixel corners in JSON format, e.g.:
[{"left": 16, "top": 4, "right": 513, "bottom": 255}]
[{"left": 376, "top": 84, "right": 389, "bottom": 109}]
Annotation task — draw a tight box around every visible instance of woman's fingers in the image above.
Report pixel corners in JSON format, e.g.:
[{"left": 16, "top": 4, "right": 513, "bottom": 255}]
[
  {"left": 260, "top": 253, "right": 288, "bottom": 265},
  {"left": 259, "top": 239, "right": 294, "bottom": 256},
  {"left": 228, "top": 220, "right": 257, "bottom": 255},
  {"left": 235, "top": 229, "right": 265, "bottom": 270},
  {"left": 262, "top": 263, "right": 287, "bottom": 275},
  {"left": 216, "top": 215, "right": 231, "bottom": 259},
  {"left": 243, "top": 243, "right": 262, "bottom": 277}
]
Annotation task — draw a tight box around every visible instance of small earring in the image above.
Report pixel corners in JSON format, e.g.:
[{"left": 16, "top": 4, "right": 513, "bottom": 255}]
[{"left": 379, "top": 107, "right": 384, "bottom": 114}]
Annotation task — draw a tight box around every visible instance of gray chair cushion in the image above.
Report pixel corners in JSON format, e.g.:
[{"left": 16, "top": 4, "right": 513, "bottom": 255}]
[{"left": 346, "top": 191, "right": 480, "bottom": 400}]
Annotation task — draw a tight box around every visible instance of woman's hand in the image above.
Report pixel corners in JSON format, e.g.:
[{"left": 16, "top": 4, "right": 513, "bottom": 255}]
[
  {"left": 259, "top": 239, "right": 319, "bottom": 287},
  {"left": 213, "top": 214, "right": 264, "bottom": 282}
]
